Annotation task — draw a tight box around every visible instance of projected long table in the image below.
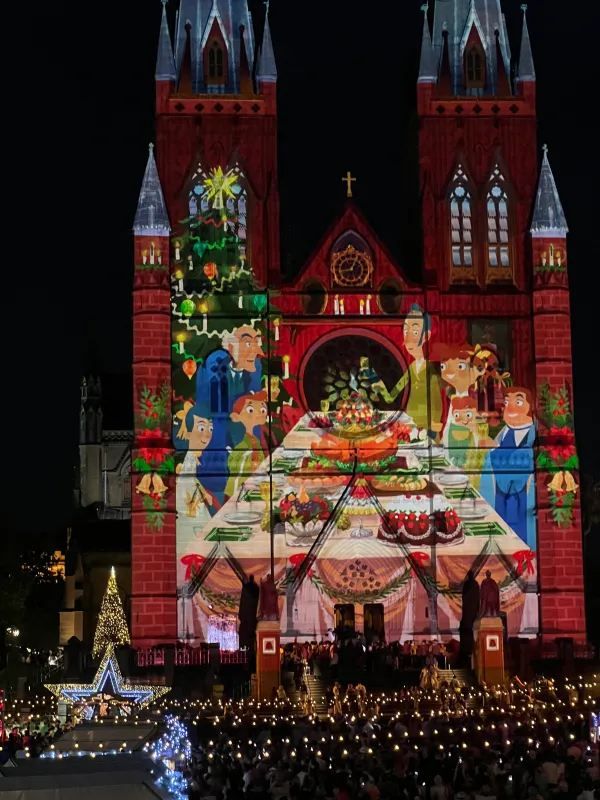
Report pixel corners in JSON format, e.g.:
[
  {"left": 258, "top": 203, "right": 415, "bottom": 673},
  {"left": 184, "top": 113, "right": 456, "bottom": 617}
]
[{"left": 181, "top": 414, "right": 538, "bottom": 641}]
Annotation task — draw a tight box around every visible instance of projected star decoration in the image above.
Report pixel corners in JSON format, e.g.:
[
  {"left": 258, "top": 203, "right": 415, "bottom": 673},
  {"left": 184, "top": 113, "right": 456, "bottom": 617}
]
[
  {"left": 45, "top": 642, "right": 170, "bottom": 708},
  {"left": 203, "top": 166, "right": 238, "bottom": 210}
]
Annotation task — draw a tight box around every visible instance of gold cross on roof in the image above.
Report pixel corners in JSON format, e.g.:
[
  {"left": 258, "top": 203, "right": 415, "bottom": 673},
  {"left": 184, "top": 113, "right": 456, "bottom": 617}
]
[{"left": 342, "top": 170, "right": 356, "bottom": 198}]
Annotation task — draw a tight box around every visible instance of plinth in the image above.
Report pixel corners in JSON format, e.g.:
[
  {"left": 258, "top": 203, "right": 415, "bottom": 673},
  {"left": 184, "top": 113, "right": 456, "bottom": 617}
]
[
  {"left": 473, "top": 616, "right": 505, "bottom": 685},
  {"left": 256, "top": 620, "right": 281, "bottom": 701}
]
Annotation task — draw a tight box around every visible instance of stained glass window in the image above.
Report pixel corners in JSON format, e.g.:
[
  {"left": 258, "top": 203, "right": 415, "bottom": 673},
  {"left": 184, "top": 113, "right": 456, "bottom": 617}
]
[
  {"left": 449, "top": 165, "right": 474, "bottom": 279},
  {"left": 486, "top": 166, "right": 511, "bottom": 277}
]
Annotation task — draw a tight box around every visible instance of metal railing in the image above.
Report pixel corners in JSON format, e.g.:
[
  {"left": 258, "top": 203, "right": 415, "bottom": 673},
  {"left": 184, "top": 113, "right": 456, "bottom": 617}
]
[{"left": 136, "top": 646, "right": 249, "bottom": 667}]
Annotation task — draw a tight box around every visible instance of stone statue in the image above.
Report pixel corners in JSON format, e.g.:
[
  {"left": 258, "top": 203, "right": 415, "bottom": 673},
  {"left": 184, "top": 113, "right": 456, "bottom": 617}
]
[
  {"left": 258, "top": 573, "right": 280, "bottom": 621},
  {"left": 461, "top": 570, "right": 480, "bottom": 626},
  {"left": 238, "top": 574, "right": 260, "bottom": 649},
  {"left": 459, "top": 569, "right": 480, "bottom": 661},
  {"left": 479, "top": 570, "right": 501, "bottom": 617}
]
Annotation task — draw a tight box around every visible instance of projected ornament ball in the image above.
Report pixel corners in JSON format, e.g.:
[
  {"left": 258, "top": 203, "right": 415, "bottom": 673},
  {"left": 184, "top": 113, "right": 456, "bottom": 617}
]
[
  {"left": 203, "top": 262, "right": 218, "bottom": 280},
  {"left": 182, "top": 359, "right": 197, "bottom": 380},
  {"left": 180, "top": 298, "right": 195, "bottom": 317}
]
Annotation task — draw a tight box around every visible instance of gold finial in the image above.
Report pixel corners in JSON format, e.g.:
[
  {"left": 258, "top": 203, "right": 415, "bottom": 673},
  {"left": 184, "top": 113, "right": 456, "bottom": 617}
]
[{"left": 342, "top": 170, "right": 356, "bottom": 198}]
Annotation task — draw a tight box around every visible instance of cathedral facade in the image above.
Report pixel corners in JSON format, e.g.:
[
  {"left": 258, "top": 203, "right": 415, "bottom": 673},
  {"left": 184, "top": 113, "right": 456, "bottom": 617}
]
[{"left": 131, "top": 0, "right": 585, "bottom": 650}]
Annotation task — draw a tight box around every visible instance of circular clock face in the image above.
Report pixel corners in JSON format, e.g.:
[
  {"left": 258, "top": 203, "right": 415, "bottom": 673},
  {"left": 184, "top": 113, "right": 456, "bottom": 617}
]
[{"left": 331, "top": 245, "right": 373, "bottom": 288}]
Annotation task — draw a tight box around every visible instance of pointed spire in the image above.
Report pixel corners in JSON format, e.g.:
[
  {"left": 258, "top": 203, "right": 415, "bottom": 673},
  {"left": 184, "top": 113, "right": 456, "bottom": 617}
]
[
  {"left": 518, "top": 4, "right": 536, "bottom": 82},
  {"left": 133, "top": 143, "right": 171, "bottom": 236},
  {"left": 155, "top": 0, "right": 177, "bottom": 81},
  {"left": 418, "top": 4, "right": 437, "bottom": 84},
  {"left": 257, "top": 2, "right": 277, "bottom": 82},
  {"left": 437, "top": 25, "right": 452, "bottom": 95},
  {"left": 495, "top": 30, "right": 510, "bottom": 95},
  {"left": 531, "top": 145, "right": 568, "bottom": 237},
  {"left": 239, "top": 24, "right": 253, "bottom": 94},
  {"left": 177, "top": 20, "right": 193, "bottom": 94}
]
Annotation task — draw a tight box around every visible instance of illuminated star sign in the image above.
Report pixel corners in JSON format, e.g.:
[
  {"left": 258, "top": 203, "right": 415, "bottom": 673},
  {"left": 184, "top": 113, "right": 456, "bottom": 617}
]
[
  {"left": 203, "top": 166, "right": 239, "bottom": 210},
  {"left": 45, "top": 643, "right": 170, "bottom": 708}
]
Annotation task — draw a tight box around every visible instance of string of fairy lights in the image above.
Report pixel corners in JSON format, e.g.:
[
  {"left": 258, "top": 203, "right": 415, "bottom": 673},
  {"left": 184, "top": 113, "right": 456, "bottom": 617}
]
[{"left": 1, "top": 674, "right": 597, "bottom": 800}]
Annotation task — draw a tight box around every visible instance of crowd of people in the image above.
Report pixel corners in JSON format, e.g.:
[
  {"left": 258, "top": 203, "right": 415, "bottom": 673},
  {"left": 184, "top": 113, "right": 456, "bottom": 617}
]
[
  {"left": 0, "top": 715, "right": 72, "bottom": 761},
  {"left": 180, "top": 678, "right": 599, "bottom": 800},
  {"left": 282, "top": 637, "right": 456, "bottom": 686}
]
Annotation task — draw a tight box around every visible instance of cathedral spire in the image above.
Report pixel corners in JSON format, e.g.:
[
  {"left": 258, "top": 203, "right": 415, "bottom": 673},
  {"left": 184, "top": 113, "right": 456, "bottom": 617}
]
[
  {"left": 418, "top": 4, "right": 437, "bottom": 84},
  {"left": 155, "top": 0, "right": 176, "bottom": 81},
  {"left": 174, "top": 0, "right": 255, "bottom": 94},
  {"left": 517, "top": 4, "right": 536, "bottom": 83},
  {"left": 257, "top": 2, "right": 277, "bottom": 83},
  {"left": 133, "top": 143, "right": 170, "bottom": 236},
  {"left": 431, "top": 0, "right": 512, "bottom": 96},
  {"left": 531, "top": 146, "right": 568, "bottom": 237}
]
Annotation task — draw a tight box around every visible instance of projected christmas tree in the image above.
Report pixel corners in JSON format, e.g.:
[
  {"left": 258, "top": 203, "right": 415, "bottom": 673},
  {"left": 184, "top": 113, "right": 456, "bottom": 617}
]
[{"left": 92, "top": 567, "right": 131, "bottom": 658}]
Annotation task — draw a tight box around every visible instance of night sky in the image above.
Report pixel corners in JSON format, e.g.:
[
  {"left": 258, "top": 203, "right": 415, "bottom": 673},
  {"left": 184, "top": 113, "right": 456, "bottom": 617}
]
[{"left": 5, "top": 0, "right": 599, "bottom": 535}]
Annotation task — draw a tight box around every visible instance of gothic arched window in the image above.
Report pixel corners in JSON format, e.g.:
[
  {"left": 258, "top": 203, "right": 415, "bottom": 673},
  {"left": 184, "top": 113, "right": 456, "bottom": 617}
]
[
  {"left": 208, "top": 41, "right": 224, "bottom": 79},
  {"left": 486, "top": 165, "right": 512, "bottom": 281},
  {"left": 204, "top": 19, "right": 228, "bottom": 92},
  {"left": 465, "top": 44, "right": 485, "bottom": 89},
  {"left": 449, "top": 165, "right": 475, "bottom": 282}
]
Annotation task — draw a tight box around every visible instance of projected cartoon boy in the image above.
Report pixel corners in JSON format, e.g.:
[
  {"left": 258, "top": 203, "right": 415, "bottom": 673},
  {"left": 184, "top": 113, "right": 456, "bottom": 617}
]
[{"left": 224, "top": 390, "right": 269, "bottom": 499}]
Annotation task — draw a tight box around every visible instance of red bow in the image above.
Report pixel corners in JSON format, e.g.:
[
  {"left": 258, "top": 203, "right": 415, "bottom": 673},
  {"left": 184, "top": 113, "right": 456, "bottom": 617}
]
[
  {"left": 514, "top": 550, "right": 536, "bottom": 577},
  {"left": 181, "top": 554, "right": 206, "bottom": 581},
  {"left": 289, "top": 553, "right": 313, "bottom": 578},
  {"left": 411, "top": 551, "right": 430, "bottom": 568}
]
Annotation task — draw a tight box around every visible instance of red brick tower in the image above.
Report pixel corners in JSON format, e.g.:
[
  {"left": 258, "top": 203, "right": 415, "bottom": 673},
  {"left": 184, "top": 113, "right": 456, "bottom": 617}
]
[
  {"left": 155, "top": 0, "right": 280, "bottom": 288},
  {"left": 417, "top": 1, "right": 585, "bottom": 645},
  {"left": 530, "top": 147, "right": 586, "bottom": 643},
  {"left": 131, "top": 0, "right": 279, "bottom": 645},
  {"left": 132, "top": 143, "right": 175, "bottom": 645}
]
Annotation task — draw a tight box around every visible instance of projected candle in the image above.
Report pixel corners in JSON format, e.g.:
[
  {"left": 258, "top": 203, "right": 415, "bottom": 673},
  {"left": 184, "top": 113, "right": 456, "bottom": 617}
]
[{"left": 199, "top": 302, "right": 208, "bottom": 334}]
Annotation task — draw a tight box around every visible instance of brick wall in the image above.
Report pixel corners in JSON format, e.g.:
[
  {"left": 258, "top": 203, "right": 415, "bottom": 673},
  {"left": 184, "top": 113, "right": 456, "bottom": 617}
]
[
  {"left": 131, "top": 237, "right": 177, "bottom": 646},
  {"left": 533, "top": 240, "right": 586, "bottom": 644}
]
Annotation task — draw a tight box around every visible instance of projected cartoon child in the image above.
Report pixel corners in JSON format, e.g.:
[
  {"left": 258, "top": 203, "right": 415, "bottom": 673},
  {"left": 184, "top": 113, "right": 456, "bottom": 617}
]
[
  {"left": 176, "top": 404, "right": 221, "bottom": 527},
  {"left": 224, "top": 390, "right": 269, "bottom": 499},
  {"left": 432, "top": 343, "right": 479, "bottom": 447},
  {"left": 447, "top": 395, "right": 479, "bottom": 471}
]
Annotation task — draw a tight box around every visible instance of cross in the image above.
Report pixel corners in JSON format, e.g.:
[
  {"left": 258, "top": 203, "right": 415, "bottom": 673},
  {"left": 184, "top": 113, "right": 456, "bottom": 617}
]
[{"left": 342, "top": 170, "right": 356, "bottom": 198}]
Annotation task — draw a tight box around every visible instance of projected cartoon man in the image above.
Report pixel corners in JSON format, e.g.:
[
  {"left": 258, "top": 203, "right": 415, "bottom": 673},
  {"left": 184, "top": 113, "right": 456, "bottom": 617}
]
[
  {"left": 222, "top": 325, "right": 265, "bottom": 411},
  {"left": 481, "top": 387, "right": 536, "bottom": 548},
  {"left": 371, "top": 304, "right": 443, "bottom": 434},
  {"left": 194, "top": 324, "right": 265, "bottom": 502}
]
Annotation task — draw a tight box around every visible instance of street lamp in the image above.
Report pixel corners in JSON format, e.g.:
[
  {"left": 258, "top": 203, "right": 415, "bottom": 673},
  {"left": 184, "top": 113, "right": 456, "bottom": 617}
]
[{"left": 6, "top": 626, "right": 20, "bottom": 639}]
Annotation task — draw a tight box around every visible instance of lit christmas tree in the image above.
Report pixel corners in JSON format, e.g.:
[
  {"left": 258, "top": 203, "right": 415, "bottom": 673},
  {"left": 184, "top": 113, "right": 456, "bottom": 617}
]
[{"left": 92, "top": 567, "right": 131, "bottom": 658}]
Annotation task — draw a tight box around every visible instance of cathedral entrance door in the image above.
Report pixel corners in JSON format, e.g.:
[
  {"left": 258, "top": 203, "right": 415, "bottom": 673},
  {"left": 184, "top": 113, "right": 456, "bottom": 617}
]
[
  {"left": 363, "top": 603, "right": 384, "bottom": 644},
  {"left": 334, "top": 604, "right": 355, "bottom": 640}
]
